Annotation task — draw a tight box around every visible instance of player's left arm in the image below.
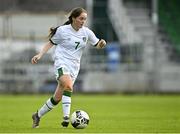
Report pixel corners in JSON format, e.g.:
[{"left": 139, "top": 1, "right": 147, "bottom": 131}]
[
  {"left": 95, "top": 39, "right": 106, "bottom": 49},
  {"left": 86, "top": 27, "right": 106, "bottom": 49}
]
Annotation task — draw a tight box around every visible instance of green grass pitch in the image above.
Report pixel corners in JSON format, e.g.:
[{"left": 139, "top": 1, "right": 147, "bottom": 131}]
[{"left": 0, "top": 94, "right": 180, "bottom": 133}]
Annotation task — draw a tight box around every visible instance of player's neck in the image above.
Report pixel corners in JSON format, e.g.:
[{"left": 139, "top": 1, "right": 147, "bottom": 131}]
[{"left": 71, "top": 24, "right": 79, "bottom": 31}]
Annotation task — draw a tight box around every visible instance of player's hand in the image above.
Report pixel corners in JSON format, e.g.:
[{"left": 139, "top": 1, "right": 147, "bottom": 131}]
[
  {"left": 31, "top": 54, "right": 42, "bottom": 64},
  {"left": 97, "top": 39, "right": 106, "bottom": 49}
]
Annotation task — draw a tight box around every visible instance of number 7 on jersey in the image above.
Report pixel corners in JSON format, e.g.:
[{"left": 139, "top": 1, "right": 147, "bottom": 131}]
[{"left": 75, "top": 42, "right": 80, "bottom": 50}]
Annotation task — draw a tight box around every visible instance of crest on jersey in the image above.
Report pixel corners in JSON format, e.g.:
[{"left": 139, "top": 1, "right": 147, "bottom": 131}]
[{"left": 82, "top": 37, "right": 86, "bottom": 42}]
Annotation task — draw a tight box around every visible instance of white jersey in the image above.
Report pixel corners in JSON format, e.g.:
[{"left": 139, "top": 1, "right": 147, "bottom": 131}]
[
  {"left": 50, "top": 24, "right": 99, "bottom": 82},
  {"left": 50, "top": 24, "right": 99, "bottom": 62}
]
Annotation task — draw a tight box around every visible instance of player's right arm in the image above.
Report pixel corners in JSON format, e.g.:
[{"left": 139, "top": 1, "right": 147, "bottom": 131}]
[{"left": 31, "top": 41, "right": 54, "bottom": 64}]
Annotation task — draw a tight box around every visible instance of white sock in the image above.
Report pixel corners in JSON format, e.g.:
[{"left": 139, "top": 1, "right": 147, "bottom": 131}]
[
  {"left": 38, "top": 98, "right": 56, "bottom": 118},
  {"left": 62, "top": 95, "right": 71, "bottom": 118}
]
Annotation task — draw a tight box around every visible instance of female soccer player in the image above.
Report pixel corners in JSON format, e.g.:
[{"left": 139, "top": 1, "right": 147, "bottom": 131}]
[{"left": 31, "top": 7, "right": 106, "bottom": 128}]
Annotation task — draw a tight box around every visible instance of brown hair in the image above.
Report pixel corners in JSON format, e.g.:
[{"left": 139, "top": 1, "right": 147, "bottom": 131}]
[{"left": 48, "top": 7, "right": 87, "bottom": 39}]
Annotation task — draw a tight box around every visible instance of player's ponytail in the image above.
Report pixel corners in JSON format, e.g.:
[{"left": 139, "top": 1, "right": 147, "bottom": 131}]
[{"left": 63, "top": 16, "right": 73, "bottom": 25}]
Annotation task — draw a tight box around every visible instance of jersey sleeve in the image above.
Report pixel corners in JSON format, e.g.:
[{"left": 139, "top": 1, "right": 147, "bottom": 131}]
[
  {"left": 86, "top": 28, "right": 99, "bottom": 46},
  {"left": 49, "top": 28, "right": 61, "bottom": 45}
]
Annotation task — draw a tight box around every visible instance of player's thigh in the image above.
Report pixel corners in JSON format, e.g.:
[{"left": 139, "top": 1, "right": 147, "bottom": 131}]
[{"left": 59, "top": 74, "right": 73, "bottom": 91}]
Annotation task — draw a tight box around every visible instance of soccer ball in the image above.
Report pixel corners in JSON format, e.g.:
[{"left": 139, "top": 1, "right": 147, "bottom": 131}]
[{"left": 71, "top": 110, "right": 90, "bottom": 129}]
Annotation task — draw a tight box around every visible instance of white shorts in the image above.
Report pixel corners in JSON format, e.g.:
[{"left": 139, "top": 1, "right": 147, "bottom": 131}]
[{"left": 54, "top": 57, "right": 80, "bottom": 84}]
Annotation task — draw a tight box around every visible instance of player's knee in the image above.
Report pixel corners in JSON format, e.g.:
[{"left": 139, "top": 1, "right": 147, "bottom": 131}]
[{"left": 63, "top": 84, "right": 73, "bottom": 92}]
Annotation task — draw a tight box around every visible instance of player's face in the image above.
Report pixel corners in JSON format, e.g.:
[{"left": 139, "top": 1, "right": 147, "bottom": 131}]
[{"left": 73, "top": 12, "right": 87, "bottom": 30}]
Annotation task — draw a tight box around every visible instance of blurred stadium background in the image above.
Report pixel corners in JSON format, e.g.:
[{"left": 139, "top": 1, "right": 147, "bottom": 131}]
[{"left": 0, "top": 0, "right": 180, "bottom": 94}]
